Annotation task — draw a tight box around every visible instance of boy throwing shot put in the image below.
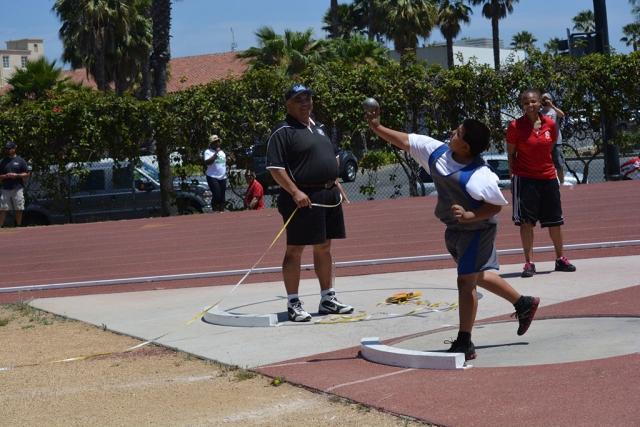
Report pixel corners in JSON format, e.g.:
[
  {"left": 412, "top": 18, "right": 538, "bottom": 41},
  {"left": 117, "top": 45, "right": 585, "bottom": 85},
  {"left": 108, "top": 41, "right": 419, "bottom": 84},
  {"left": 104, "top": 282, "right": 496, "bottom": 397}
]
[{"left": 366, "top": 105, "right": 540, "bottom": 360}]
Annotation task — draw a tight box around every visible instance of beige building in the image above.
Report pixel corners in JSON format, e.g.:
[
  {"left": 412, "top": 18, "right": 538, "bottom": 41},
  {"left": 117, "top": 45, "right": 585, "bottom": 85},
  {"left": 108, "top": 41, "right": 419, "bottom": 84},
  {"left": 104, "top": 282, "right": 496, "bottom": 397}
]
[
  {"left": 389, "top": 38, "right": 525, "bottom": 69},
  {"left": 0, "top": 38, "right": 45, "bottom": 88}
]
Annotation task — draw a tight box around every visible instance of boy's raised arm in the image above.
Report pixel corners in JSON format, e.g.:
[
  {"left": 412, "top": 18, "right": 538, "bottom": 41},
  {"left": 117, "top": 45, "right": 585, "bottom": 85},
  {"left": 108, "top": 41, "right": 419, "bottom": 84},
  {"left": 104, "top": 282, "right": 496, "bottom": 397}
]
[{"left": 365, "top": 106, "right": 411, "bottom": 153}]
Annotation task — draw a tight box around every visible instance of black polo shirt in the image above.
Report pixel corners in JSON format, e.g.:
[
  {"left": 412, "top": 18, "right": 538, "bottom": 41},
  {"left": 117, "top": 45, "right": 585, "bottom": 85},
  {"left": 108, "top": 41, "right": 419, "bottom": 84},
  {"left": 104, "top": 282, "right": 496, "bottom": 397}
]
[
  {"left": 0, "top": 155, "right": 29, "bottom": 190},
  {"left": 266, "top": 114, "right": 339, "bottom": 184}
]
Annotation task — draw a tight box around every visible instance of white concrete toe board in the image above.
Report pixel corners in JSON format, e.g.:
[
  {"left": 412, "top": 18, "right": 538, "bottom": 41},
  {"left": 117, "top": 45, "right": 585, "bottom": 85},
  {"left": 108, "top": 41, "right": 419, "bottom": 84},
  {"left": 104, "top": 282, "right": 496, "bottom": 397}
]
[{"left": 361, "top": 337, "right": 467, "bottom": 370}]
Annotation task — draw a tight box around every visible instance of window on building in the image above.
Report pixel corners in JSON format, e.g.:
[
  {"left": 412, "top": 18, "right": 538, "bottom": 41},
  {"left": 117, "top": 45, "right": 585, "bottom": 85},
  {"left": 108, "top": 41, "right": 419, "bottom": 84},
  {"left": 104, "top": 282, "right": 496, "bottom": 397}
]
[
  {"left": 21, "top": 57, "right": 28, "bottom": 68},
  {"left": 34, "top": 44, "right": 39, "bottom": 52},
  {"left": 2, "top": 56, "right": 9, "bottom": 69}
]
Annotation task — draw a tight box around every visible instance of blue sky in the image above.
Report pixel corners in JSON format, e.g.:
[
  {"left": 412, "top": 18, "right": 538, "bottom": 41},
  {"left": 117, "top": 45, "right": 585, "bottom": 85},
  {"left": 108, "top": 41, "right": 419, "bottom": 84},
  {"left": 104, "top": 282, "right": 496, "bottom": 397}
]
[{"left": 0, "top": 0, "right": 635, "bottom": 69}]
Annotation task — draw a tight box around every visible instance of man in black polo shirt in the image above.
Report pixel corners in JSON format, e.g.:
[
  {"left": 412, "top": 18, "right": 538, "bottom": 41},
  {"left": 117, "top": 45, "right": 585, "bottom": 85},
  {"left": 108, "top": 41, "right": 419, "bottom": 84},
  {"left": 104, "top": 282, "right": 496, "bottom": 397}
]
[
  {"left": 266, "top": 84, "right": 354, "bottom": 322},
  {"left": 0, "top": 141, "right": 30, "bottom": 227}
]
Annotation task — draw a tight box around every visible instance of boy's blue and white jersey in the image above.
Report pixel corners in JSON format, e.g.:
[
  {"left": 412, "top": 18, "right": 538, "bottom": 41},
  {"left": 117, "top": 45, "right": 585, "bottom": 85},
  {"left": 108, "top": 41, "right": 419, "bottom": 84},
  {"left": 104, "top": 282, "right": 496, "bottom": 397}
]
[{"left": 408, "top": 134, "right": 507, "bottom": 207}]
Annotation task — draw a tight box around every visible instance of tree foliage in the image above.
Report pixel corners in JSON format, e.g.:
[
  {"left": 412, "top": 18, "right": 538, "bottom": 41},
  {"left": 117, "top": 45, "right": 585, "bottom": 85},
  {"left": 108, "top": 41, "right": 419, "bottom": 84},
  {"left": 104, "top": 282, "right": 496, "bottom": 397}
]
[
  {"left": 2, "top": 50, "right": 639, "bottom": 204},
  {"left": 5, "top": 57, "right": 75, "bottom": 104}
]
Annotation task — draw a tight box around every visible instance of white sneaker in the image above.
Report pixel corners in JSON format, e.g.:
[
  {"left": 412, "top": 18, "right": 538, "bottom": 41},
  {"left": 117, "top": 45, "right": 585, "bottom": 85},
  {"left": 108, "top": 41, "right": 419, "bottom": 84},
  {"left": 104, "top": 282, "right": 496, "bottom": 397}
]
[
  {"left": 318, "top": 292, "right": 354, "bottom": 314},
  {"left": 287, "top": 299, "right": 312, "bottom": 322}
]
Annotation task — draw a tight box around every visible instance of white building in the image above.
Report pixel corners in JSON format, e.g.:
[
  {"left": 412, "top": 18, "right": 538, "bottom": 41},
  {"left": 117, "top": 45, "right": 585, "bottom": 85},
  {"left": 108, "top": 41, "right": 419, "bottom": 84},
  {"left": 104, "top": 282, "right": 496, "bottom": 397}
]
[
  {"left": 389, "top": 38, "right": 525, "bottom": 69},
  {"left": 0, "top": 39, "right": 45, "bottom": 88}
]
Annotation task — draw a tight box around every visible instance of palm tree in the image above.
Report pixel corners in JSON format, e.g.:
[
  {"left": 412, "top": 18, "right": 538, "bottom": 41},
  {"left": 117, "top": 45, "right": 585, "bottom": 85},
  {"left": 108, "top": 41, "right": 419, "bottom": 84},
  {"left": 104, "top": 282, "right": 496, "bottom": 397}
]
[
  {"left": 437, "top": 0, "right": 473, "bottom": 69},
  {"left": 236, "top": 26, "right": 328, "bottom": 76},
  {"left": 544, "top": 37, "right": 561, "bottom": 54},
  {"left": 572, "top": 10, "right": 595, "bottom": 33},
  {"left": 621, "top": 22, "right": 640, "bottom": 51},
  {"left": 151, "top": 0, "right": 171, "bottom": 98},
  {"left": 377, "top": 0, "right": 438, "bottom": 60},
  {"left": 322, "top": 3, "right": 364, "bottom": 40},
  {"left": 352, "top": 0, "right": 384, "bottom": 42},
  {"left": 510, "top": 30, "right": 537, "bottom": 52},
  {"left": 330, "top": 0, "right": 340, "bottom": 39},
  {"left": 632, "top": 3, "right": 640, "bottom": 22},
  {"left": 327, "top": 33, "right": 393, "bottom": 67},
  {"left": 149, "top": 0, "right": 178, "bottom": 217},
  {"left": 53, "top": 0, "right": 114, "bottom": 91},
  {"left": 53, "top": 0, "right": 152, "bottom": 93},
  {"left": 110, "top": 0, "right": 153, "bottom": 96},
  {"left": 467, "top": 0, "right": 520, "bottom": 70},
  {"left": 5, "top": 57, "right": 72, "bottom": 104}
]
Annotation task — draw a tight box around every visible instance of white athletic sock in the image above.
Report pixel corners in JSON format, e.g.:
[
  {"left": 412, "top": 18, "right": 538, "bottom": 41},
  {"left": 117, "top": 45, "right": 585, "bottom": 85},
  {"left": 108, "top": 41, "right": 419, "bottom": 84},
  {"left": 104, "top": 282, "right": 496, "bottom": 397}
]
[
  {"left": 287, "top": 294, "right": 299, "bottom": 302},
  {"left": 321, "top": 288, "right": 334, "bottom": 298}
]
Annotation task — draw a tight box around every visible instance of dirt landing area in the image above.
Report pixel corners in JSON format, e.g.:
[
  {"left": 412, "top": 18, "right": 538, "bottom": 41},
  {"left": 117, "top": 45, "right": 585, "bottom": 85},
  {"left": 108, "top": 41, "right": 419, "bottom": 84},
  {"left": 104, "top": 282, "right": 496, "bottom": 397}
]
[{"left": 0, "top": 303, "right": 428, "bottom": 427}]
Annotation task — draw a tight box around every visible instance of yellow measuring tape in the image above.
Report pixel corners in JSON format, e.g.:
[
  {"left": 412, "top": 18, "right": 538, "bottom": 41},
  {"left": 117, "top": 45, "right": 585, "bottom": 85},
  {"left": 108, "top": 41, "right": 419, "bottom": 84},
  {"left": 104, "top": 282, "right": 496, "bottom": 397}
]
[{"left": 314, "top": 292, "right": 458, "bottom": 324}]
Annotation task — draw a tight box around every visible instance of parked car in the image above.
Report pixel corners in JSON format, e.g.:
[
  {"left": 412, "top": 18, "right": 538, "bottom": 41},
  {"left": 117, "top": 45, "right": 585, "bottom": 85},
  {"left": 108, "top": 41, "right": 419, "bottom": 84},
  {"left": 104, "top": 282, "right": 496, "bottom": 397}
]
[
  {"left": 416, "top": 153, "right": 583, "bottom": 196},
  {"left": 19, "top": 159, "right": 212, "bottom": 227},
  {"left": 246, "top": 144, "right": 359, "bottom": 192}
]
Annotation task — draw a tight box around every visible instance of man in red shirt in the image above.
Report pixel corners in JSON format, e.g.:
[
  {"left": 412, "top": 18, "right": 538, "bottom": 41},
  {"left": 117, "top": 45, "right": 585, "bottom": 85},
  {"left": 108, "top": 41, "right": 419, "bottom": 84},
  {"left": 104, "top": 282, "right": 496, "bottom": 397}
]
[{"left": 244, "top": 171, "right": 264, "bottom": 210}]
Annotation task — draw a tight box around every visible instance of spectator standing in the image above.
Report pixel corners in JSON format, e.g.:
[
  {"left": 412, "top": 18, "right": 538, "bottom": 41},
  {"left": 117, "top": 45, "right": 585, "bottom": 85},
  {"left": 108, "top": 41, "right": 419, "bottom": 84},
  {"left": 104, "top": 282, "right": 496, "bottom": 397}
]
[
  {"left": 540, "top": 93, "right": 568, "bottom": 185},
  {"left": 506, "top": 89, "right": 577, "bottom": 278},
  {"left": 0, "top": 141, "right": 30, "bottom": 227},
  {"left": 244, "top": 171, "right": 265, "bottom": 210},
  {"left": 204, "top": 135, "right": 227, "bottom": 213},
  {"left": 266, "top": 84, "right": 353, "bottom": 322}
]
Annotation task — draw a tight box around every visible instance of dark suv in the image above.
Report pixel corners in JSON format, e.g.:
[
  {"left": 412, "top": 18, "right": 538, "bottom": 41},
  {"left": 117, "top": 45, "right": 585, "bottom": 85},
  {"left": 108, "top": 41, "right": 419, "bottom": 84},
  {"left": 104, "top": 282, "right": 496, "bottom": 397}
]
[{"left": 247, "top": 144, "right": 358, "bottom": 192}]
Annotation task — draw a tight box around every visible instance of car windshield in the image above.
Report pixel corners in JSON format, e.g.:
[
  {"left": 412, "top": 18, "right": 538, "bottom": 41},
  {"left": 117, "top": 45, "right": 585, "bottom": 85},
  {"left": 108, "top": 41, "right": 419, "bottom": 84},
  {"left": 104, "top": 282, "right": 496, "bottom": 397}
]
[{"left": 140, "top": 162, "right": 160, "bottom": 181}]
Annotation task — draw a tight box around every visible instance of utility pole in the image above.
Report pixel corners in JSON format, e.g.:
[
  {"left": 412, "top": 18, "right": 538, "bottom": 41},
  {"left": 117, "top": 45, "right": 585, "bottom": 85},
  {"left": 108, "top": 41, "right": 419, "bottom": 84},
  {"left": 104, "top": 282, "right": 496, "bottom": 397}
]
[
  {"left": 593, "top": 0, "right": 621, "bottom": 180},
  {"left": 231, "top": 28, "right": 237, "bottom": 52}
]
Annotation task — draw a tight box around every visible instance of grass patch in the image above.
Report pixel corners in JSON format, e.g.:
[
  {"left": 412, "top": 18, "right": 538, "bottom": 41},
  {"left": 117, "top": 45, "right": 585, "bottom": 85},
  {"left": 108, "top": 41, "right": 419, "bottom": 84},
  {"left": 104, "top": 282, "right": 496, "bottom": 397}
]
[
  {"left": 2, "top": 298, "right": 74, "bottom": 328},
  {"left": 206, "top": 361, "right": 258, "bottom": 381},
  {"left": 356, "top": 403, "right": 371, "bottom": 412},
  {"left": 232, "top": 367, "right": 257, "bottom": 382}
]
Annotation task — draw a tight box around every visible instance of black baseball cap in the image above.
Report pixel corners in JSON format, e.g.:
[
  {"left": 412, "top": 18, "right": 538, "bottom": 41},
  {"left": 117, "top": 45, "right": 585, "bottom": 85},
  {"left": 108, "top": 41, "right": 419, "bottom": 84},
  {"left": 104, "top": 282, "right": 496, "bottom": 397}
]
[
  {"left": 4, "top": 141, "right": 16, "bottom": 149},
  {"left": 285, "top": 84, "right": 313, "bottom": 101}
]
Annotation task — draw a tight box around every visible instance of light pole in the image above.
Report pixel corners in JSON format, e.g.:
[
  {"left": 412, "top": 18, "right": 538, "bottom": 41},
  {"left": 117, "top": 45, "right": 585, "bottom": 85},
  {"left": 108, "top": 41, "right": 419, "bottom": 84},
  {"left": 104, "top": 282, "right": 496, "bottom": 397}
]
[{"left": 594, "top": 0, "right": 621, "bottom": 180}]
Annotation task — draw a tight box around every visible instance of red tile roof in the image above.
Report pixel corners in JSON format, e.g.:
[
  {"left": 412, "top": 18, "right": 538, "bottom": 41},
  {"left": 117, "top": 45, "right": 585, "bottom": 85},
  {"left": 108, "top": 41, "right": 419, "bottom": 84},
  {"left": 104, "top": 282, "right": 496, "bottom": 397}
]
[
  {"left": 167, "top": 51, "right": 248, "bottom": 92},
  {"left": 0, "top": 51, "right": 249, "bottom": 95}
]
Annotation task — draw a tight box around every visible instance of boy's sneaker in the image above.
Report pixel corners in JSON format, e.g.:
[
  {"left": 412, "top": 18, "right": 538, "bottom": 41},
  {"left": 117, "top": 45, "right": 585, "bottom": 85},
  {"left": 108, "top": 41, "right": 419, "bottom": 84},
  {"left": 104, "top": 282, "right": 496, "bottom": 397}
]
[
  {"left": 555, "top": 257, "right": 576, "bottom": 272},
  {"left": 521, "top": 262, "right": 536, "bottom": 278},
  {"left": 445, "top": 339, "right": 477, "bottom": 361},
  {"left": 513, "top": 296, "right": 540, "bottom": 336},
  {"left": 318, "top": 291, "right": 354, "bottom": 314},
  {"left": 287, "top": 298, "right": 311, "bottom": 322}
]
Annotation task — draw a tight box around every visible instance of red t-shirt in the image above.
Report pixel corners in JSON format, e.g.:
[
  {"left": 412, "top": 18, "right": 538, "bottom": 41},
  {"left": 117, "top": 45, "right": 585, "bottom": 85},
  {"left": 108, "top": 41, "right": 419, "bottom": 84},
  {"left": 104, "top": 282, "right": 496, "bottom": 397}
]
[
  {"left": 245, "top": 180, "right": 265, "bottom": 210},
  {"left": 506, "top": 114, "right": 557, "bottom": 180}
]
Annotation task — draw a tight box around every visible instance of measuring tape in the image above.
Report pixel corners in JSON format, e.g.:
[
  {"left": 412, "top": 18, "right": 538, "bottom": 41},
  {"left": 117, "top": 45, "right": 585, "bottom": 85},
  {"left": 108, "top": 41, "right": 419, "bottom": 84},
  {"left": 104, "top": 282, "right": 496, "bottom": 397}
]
[{"left": 314, "top": 292, "right": 458, "bottom": 324}]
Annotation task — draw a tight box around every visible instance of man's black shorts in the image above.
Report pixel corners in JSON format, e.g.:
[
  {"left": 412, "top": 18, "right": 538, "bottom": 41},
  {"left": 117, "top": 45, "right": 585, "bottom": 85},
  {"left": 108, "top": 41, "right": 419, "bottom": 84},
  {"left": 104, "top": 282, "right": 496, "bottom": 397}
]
[
  {"left": 278, "top": 186, "right": 346, "bottom": 245},
  {"left": 512, "top": 175, "right": 564, "bottom": 228}
]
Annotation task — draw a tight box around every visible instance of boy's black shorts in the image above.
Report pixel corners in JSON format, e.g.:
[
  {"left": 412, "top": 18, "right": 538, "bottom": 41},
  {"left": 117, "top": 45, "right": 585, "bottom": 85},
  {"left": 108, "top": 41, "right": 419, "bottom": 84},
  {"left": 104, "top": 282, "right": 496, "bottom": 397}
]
[
  {"left": 277, "top": 186, "right": 346, "bottom": 246},
  {"left": 512, "top": 175, "right": 564, "bottom": 228}
]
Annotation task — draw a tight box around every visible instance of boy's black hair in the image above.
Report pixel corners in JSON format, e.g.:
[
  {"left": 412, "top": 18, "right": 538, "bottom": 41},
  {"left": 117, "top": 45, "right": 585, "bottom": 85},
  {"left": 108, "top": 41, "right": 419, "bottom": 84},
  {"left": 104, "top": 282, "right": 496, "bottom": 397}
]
[{"left": 461, "top": 119, "right": 491, "bottom": 157}]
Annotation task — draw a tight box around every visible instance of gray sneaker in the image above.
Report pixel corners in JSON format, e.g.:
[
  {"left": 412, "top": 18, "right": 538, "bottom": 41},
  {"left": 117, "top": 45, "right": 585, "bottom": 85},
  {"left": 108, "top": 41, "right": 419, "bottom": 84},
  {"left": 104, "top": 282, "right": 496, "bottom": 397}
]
[
  {"left": 318, "top": 292, "right": 354, "bottom": 314},
  {"left": 287, "top": 298, "right": 311, "bottom": 322}
]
